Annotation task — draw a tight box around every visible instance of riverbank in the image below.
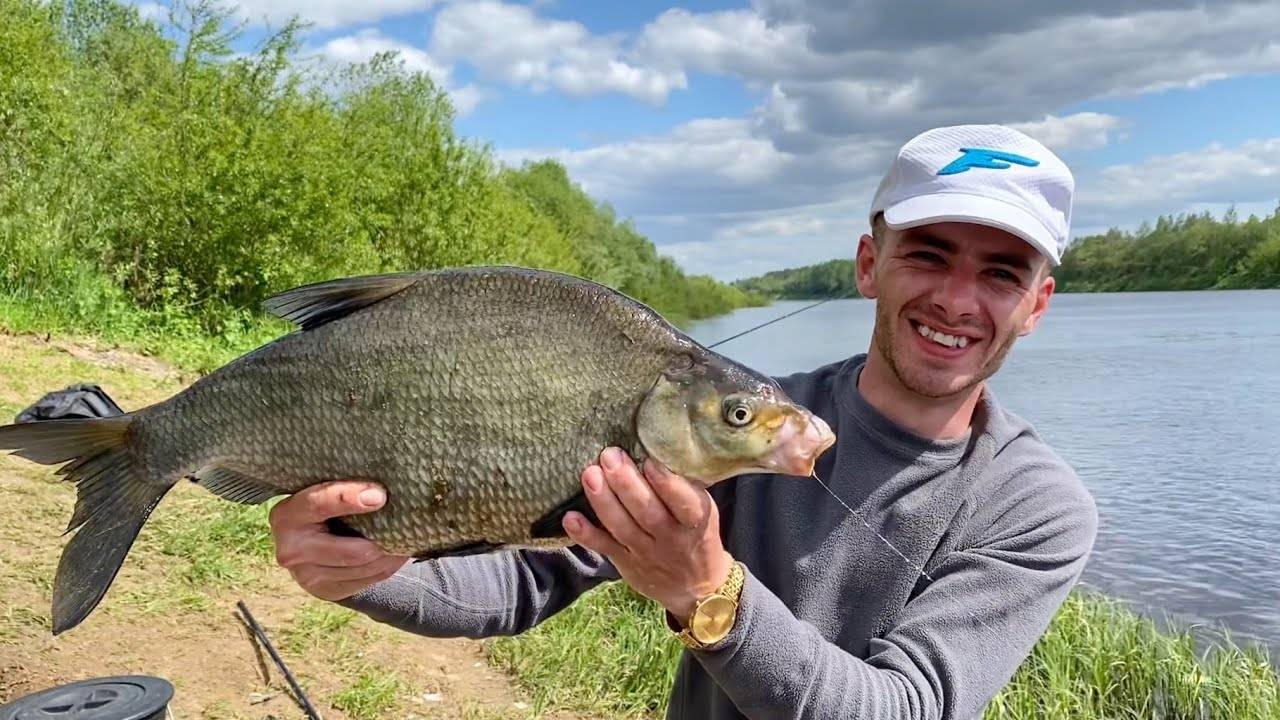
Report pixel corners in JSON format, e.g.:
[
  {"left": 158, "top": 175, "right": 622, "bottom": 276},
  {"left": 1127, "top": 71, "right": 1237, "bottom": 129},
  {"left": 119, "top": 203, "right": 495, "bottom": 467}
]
[{"left": 1, "top": 326, "right": 1275, "bottom": 718}]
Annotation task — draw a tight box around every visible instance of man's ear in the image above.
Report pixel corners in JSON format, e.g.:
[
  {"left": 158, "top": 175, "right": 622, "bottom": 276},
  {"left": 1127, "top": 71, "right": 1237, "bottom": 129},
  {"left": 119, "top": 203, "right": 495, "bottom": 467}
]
[
  {"left": 855, "top": 234, "right": 879, "bottom": 299},
  {"left": 1019, "top": 272, "right": 1055, "bottom": 336}
]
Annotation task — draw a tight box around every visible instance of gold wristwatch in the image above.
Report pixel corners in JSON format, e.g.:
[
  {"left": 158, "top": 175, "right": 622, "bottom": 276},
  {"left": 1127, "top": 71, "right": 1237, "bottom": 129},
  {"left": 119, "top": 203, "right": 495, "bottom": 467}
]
[{"left": 672, "top": 560, "right": 745, "bottom": 650}]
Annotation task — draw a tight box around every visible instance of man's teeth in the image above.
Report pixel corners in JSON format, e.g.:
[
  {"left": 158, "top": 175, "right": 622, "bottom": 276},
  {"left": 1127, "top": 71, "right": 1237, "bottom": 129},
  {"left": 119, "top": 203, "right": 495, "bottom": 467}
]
[{"left": 916, "top": 322, "right": 970, "bottom": 348}]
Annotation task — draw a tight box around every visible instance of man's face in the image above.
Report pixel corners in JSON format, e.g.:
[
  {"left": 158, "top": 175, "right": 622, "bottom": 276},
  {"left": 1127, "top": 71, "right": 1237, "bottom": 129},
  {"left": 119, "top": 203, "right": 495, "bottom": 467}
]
[{"left": 855, "top": 220, "right": 1055, "bottom": 399}]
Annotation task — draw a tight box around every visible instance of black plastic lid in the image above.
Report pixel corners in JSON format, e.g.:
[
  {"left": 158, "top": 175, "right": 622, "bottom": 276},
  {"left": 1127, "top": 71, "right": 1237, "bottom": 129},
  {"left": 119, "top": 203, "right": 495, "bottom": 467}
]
[{"left": 0, "top": 676, "right": 173, "bottom": 720}]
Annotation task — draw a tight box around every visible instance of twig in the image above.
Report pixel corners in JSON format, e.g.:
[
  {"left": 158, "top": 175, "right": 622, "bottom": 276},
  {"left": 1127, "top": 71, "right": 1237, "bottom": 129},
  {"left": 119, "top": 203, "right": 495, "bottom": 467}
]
[{"left": 236, "top": 600, "right": 323, "bottom": 720}]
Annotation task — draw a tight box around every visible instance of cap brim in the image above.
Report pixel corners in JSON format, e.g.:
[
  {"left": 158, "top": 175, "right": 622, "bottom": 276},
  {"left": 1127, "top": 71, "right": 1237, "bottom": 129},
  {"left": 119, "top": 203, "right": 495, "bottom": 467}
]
[{"left": 882, "top": 193, "right": 1061, "bottom": 266}]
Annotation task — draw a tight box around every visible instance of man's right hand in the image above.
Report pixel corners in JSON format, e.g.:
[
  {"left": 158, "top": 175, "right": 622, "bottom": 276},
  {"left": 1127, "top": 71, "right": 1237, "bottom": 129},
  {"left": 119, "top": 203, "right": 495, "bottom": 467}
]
[{"left": 268, "top": 481, "right": 410, "bottom": 601}]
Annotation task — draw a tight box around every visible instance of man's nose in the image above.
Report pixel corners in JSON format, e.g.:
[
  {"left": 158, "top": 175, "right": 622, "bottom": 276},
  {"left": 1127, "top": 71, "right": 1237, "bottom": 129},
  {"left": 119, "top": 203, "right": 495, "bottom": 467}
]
[{"left": 931, "top": 271, "right": 981, "bottom": 319}]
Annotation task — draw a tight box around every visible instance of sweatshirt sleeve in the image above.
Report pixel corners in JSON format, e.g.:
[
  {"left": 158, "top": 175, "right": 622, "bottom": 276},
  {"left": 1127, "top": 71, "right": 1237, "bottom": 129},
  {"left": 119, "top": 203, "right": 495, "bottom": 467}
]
[
  {"left": 336, "top": 545, "right": 620, "bottom": 638},
  {"left": 689, "top": 464, "right": 1098, "bottom": 720}
]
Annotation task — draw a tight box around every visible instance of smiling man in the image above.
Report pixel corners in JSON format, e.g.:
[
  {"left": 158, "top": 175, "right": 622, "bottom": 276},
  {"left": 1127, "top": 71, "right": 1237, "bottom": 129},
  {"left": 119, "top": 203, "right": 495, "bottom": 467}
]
[{"left": 268, "top": 125, "right": 1098, "bottom": 720}]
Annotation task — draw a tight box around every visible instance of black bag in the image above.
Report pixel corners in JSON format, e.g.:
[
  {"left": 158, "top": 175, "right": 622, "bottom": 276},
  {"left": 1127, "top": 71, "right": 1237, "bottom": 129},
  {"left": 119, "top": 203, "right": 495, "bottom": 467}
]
[{"left": 14, "top": 383, "right": 125, "bottom": 423}]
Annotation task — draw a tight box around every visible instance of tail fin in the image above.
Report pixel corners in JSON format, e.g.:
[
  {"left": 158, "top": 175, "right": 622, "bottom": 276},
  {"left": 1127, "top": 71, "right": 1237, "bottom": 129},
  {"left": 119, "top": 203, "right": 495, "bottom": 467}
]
[{"left": 0, "top": 417, "right": 173, "bottom": 634}]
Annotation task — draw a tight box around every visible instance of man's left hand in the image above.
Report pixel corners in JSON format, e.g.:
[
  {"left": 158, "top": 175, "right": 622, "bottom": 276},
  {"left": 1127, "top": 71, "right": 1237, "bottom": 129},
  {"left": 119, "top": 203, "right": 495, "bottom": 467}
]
[{"left": 563, "top": 447, "right": 733, "bottom": 623}]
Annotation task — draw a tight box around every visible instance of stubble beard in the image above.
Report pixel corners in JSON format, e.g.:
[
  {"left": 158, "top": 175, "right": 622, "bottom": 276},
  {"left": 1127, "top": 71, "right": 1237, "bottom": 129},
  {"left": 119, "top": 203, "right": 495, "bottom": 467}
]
[{"left": 872, "top": 299, "right": 1020, "bottom": 399}]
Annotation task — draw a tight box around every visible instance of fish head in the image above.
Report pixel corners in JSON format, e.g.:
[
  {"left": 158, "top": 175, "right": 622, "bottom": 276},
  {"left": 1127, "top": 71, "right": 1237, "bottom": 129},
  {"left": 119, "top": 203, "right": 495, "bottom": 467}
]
[{"left": 636, "top": 353, "right": 835, "bottom": 485}]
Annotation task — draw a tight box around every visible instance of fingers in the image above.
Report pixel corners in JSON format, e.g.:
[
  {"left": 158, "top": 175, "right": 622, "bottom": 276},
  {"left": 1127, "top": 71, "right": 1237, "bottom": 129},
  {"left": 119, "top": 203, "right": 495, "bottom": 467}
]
[
  {"left": 268, "top": 480, "right": 409, "bottom": 603},
  {"left": 293, "top": 555, "right": 409, "bottom": 601},
  {"left": 293, "top": 554, "right": 408, "bottom": 587},
  {"left": 268, "top": 480, "right": 387, "bottom": 531},
  {"left": 580, "top": 462, "right": 650, "bottom": 550},
  {"left": 275, "top": 532, "right": 392, "bottom": 570},
  {"left": 599, "top": 448, "right": 675, "bottom": 533},
  {"left": 562, "top": 510, "right": 627, "bottom": 559},
  {"left": 643, "top": 459, "right": 712, "bottom": 529}
]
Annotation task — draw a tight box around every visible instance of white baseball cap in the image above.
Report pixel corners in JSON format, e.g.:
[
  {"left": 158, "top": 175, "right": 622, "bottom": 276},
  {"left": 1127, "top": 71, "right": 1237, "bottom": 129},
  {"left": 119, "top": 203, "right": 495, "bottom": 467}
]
[{"left": 869, "top": 124, "right": 1074, "bottom": 265}]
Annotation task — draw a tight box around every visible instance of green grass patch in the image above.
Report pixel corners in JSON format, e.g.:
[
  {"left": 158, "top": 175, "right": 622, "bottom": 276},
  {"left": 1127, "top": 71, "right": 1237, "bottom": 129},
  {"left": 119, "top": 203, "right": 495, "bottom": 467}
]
[
  {"left": 331, "top": 666, "right": 404, "bottom": 720},
  {"left": 987, "top": 592, "right": 1279, "bottom": 720},
  {"left": 146, "top": 498, "right": 277, "bottom": 588},
  {"left": 283, "top": 601, "right": 360, "bottom": 657},
  {"left": 0, "top": 293, "right": 288, "bottom": 375},
  {"left": 489, "top": 586, "right": 1278, "bottom": 720},
  {"left": 487, "top": 582, "right": 681, "bottom": 718}
]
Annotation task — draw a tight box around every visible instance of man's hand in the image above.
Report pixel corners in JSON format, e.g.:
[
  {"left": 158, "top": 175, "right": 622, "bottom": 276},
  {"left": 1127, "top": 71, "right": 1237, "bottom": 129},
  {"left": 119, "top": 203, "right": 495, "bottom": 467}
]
[
  {"left": 269, "top": 481, "right": 410, "bottom": 601},
  {"left": 563, "top": 447, "right": 732, "bottom": 622}
]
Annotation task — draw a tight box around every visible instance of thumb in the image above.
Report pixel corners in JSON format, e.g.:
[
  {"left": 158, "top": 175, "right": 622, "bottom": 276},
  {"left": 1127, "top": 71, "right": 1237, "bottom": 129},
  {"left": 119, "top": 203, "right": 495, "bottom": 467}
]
[{"left": 279, "top": 480, "right": 388, "bottom": 527}]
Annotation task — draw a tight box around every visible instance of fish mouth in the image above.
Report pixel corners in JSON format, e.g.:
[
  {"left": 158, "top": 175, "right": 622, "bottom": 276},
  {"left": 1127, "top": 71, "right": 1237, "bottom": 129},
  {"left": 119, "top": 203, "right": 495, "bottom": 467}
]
[{"left": 762, "top": 411, "right": 835, "bottom": 477}]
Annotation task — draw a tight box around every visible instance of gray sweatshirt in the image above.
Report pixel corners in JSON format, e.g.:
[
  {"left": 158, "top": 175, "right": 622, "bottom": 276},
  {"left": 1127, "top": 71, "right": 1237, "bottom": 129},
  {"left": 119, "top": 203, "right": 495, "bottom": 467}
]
[{"left": 339, "top": 354, "right": 1098, "bottom": 719}]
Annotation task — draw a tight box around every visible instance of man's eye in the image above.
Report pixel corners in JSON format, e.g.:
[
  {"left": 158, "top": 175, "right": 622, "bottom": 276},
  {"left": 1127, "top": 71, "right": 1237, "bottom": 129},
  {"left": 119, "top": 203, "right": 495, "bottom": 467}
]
[
  {"left": 907, "top": 251, "right": 944, "bottom": 264},
  {"left": 988, "top": 269, "right": 1021, "bottom": 283}
]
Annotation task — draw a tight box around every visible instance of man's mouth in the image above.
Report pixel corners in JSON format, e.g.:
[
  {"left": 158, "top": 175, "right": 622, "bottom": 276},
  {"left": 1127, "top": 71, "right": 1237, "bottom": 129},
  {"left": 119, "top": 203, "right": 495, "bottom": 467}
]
[{"left": 909, "top": 319, "right": 981, "bottom": 350}]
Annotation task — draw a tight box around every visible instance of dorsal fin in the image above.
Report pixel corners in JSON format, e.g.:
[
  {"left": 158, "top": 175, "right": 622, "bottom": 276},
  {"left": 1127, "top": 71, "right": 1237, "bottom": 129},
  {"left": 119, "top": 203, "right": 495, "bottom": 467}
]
[{"left": 263, "top": 272, "right": 423, "bottom": 331}]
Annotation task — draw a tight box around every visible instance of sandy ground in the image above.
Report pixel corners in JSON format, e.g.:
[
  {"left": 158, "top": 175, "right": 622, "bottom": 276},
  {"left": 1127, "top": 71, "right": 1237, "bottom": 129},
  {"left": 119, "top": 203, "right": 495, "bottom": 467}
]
[{"left": 0, "top": 331, "right": 584, "bottom": 720}]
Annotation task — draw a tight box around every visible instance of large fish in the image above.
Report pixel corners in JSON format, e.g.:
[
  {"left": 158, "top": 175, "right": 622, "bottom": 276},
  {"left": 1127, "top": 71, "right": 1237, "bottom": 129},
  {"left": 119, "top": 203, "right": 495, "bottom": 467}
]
[{"left": 0, "top": 266, "right": 835, "bottom": 634}]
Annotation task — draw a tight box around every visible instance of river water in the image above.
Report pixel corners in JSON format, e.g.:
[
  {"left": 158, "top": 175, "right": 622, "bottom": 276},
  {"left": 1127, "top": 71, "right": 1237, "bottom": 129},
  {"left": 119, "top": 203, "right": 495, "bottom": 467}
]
[{"left": 688, "top": 290, "right": 1280, "bottom": 652}]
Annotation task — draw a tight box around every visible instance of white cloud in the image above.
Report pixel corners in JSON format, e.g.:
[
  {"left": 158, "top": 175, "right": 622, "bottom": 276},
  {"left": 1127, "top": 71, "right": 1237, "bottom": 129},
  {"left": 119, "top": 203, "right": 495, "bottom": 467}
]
[
  {"left": 502, "top": 119, "right": 792, "bottom": 212},
  {"left": 631, "top": 2, "right": 1280, "bottom": 154},
  {"left": 717, "top": 215, "right": 833, "bottom": 241},
  {"left": 430, "top": 1, "right": 685, "bottom": 104},
  {"left": 318, "top": 29, "right": 484, "bottom": 115},
  {"left": 321, "top": 29, "right": 450, "bottom": 79},
  {"left": 635, "top": 9, "right": 810, "bottom": 82},
  {"left": 1010, "top": 113, "right": 1127, "bottom": 152},
  {"left": 230, "top": 0, "right": 436, "bottom": 30},
  {"left": 1080, "top": 137, "right": 1280, "bottom": 218}
]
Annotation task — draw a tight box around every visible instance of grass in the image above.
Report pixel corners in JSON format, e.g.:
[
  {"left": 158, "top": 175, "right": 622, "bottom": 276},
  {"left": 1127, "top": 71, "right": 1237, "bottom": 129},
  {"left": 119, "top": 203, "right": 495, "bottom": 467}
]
[
  {"left": 283, "top": 601, "right": 360, "bottom": 657},
  {"left": 489, "top": 584, "right": 1278, "bottom": 720},
  {"left": 487, "top": 583, "right": 682, "bottom": 718},
  {"left": 0, "top": 291, "right": 288, "bottom": 375},
  {"left": 987, "top": 592, "right": 1279, "bottom": 720},
  {"left": 331, "top": 665, "right": 405, "bottom": 720}
]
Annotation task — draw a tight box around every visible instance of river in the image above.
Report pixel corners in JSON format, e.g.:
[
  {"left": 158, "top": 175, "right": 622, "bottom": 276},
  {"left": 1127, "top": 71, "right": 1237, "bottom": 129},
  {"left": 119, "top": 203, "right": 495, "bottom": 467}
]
[{"left": 687, "top": 289, "right": 1280, "bottom": 652}]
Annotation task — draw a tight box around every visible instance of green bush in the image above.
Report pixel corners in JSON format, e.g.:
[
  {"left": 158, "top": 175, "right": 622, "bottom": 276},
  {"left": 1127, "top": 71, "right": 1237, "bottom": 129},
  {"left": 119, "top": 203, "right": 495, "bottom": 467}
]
[{"left": 0, "top": 0, "right": 758, "bottom": 370}]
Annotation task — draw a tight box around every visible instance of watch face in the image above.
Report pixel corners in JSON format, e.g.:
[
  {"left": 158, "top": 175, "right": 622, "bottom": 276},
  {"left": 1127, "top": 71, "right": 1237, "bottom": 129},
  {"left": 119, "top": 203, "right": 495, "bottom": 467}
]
[{"left": 691, "top": 595, "right": 737, "bottom": 643}]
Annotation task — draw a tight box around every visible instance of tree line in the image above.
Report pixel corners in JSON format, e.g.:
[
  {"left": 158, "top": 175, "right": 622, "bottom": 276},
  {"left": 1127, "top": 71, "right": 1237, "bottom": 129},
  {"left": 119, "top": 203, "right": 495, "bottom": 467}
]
[
  {"left": 734, "top": 208, "right": 1280, "bottom": 299},
  {"left": 0, "top": 0, "right": 761, "bottom": 341}
]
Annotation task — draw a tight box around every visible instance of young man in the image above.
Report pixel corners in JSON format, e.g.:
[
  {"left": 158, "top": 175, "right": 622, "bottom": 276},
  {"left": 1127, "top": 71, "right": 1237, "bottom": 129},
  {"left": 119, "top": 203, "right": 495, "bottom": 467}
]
[{"left": 268, "top": 124, "right": 1098, "bottom": 719}]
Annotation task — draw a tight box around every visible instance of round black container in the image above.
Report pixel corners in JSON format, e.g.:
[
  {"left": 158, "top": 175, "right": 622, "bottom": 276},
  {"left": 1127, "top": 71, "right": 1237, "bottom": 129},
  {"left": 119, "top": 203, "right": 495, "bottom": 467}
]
[{"left": 0, "top": 676, "right": 173, "bottom": 720}]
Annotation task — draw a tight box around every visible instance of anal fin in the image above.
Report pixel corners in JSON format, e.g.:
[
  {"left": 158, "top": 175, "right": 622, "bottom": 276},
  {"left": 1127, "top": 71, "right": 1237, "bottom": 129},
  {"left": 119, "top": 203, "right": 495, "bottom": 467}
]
[
  {"left": 529, "top": 490, "right": 600, "bottom": 539},
  {"left": 194, "top": 467, "right": 279, "bottom": 505}
]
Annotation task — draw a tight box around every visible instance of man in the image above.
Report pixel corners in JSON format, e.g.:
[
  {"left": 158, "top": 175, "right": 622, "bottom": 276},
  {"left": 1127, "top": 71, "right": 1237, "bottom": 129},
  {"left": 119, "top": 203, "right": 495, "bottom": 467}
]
[{"left": 268, "top": 124, "right": 1098, "bottom": 719}]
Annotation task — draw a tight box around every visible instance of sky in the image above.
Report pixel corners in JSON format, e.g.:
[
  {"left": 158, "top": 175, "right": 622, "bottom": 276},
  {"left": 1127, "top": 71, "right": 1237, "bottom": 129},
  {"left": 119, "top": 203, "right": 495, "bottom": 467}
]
[{"left": 136, "top": 0, "right": 1280, "bottom": 281}]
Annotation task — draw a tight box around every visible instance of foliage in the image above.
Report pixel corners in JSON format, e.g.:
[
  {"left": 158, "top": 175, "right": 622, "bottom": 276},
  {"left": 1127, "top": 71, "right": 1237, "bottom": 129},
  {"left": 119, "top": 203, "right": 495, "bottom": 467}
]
[
  {"left": 734, "top": 258, "right": 861, "bottom": 300},
  {"left": 491, "top": 586, "right": 1278, "bottom": 719},
  {"left": 1055, "top": 206, "right": 1280, "bottom": 292},
  {"left": 0, "top": 0, "right": 756, "bottom": 371},
  {"left": 734, "top": 206, "right": 1280, "bottom": 299}
]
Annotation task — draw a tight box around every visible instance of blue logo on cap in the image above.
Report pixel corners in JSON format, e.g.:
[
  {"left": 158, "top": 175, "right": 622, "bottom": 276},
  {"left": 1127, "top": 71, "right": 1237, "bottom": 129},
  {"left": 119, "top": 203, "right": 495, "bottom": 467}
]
[{"left": 937, "top": 148, "right": 1039, "bottom": 175}]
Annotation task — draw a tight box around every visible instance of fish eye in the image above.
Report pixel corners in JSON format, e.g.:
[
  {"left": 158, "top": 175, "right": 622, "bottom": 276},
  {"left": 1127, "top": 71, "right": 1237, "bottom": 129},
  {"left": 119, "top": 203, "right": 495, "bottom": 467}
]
[{"left": 723, "top": 400, "right": 754, "bottom": 427}]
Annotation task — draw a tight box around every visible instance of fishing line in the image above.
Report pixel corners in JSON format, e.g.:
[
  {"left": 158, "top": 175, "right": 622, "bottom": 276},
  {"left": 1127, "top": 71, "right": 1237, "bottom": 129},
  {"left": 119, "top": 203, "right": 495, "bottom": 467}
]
[
  {"left": 706, "top": 291, "right": 861, "bottom": 349},
  {"left": 812, "top": 470, "right": 934, "bottom": 583},
  {"left": 705, "top": 296, "right": 937, "bottom": 581}
]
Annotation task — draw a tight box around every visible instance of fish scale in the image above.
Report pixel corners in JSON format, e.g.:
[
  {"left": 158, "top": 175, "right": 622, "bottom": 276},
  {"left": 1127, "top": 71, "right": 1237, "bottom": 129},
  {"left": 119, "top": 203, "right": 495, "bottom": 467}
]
[{"left": 138, "top": 268, "right": 676, "bottom": 554}]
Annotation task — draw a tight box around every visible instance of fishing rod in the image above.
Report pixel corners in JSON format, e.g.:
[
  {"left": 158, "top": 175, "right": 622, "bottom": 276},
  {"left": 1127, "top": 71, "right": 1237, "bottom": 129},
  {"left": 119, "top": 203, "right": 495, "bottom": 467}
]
[{"left": 706, "top": 291, "right": 862, "bottom": 349}]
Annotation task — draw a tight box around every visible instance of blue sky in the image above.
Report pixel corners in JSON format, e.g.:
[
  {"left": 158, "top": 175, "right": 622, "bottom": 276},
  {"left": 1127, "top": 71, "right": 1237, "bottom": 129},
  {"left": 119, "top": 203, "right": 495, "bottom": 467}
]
[{"left": 136, "top": 0, "right": 1280, "bottom": 280}]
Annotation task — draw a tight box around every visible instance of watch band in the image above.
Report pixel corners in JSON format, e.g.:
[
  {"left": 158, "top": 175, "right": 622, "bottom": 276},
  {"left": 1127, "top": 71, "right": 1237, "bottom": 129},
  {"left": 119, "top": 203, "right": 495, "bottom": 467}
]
[{"left": 675, "top": 560, "right": 745, "bottom": 650}]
